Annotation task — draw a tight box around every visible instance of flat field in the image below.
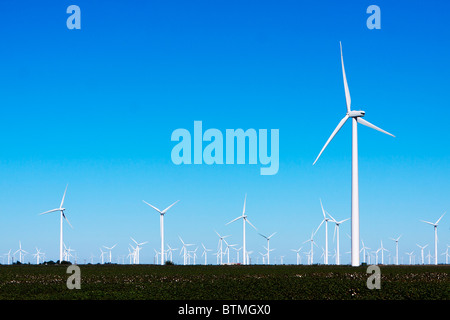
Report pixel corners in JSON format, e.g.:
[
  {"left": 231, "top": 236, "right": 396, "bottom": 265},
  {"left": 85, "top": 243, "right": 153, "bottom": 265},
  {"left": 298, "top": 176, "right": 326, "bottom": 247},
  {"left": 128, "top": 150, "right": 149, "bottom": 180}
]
[{"left": 0, "top": 264, "right": 448, "bottom": 300}]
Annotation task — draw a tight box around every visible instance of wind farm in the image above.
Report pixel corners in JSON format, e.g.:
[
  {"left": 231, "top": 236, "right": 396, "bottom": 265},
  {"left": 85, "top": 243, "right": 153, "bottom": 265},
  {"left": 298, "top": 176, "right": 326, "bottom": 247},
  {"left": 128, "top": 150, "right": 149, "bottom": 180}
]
[{"left": 0, "top": 0, "right": 449, "bottom": 304}]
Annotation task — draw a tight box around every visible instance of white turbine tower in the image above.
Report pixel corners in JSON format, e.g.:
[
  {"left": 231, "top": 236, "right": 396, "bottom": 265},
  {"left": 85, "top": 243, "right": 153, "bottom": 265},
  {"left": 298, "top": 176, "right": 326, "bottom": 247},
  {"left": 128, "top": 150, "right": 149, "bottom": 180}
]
[
  {"left": 103, "top": 244, "right": 117, "bottom": 263},
  {"left": 39, "top": 184, "right": 73, "bottom": 263},
  {"left": 258, "top": 232, "right": 276, "bottom": 265},
  {"left": 416, "top": 244, "right": 428, "bottom": 265},
  {"left": 226, "top": 194, "right": 257, "bottom": 265},
  {"left": 313, "top": 42, "right": 395, "bottom": 267},
  {"left": 314, "top": 199, "right": 332, "bottom": 265},
  {"left": 143, "top": 200, "right": 179, "bottom": 265},
  {"left": 327, "top": 212, "right": 349, "bottom": 265},
  {"left": 420, "top": 212, "right": 445, "bottom": 265},
  {"left": 389, "top": 235, "right": 402, "bottom": 265}
]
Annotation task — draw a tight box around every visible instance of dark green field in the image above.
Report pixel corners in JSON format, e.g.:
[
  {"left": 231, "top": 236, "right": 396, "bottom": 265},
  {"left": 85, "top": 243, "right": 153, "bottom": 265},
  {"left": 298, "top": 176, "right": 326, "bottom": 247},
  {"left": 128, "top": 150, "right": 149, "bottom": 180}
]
[{"left": 0, "top": 264, "right": 448, "bottom": 300}]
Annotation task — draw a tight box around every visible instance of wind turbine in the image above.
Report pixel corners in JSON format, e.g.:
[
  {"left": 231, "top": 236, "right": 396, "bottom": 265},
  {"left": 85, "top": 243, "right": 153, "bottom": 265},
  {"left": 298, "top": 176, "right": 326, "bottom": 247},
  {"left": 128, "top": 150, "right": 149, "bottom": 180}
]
[
  {"left": 223, "top": 239, "right": 237, "bottom": 264},
  {"left": 420, "top": 212, "right": 445, "bottom": 265},
  {"left": 214, "top": 231, "right": 230, "bottom": 265},
  {"left": 291, "top": 246, "right": 303, "bottom": 265},
  {"left": 166, "top": 244, "right": 178, "bottom": 263},
  {"left": 405, "top": 251, "right": 414, "bottom": 265},
  {"left": 4, "top": 249, "right": 12, "bottom": 265},
  {"left": 314, "top": 199, "right": 332, "bottom": 265},
  {"left": 179, "top": 236, "right": 193, "bottom": 265},
  {"left": 143, "top": 199, "right": 179, "bottom": 265},
  {"left": 201, "top": 243, "right": 212, "bottom": 265},
  {"left": 389, "top": 235, "right": 402, "bottom": 265},
  {"left": 327, "top": 212, "right": 349, "bottom": 265},
  {"left": 360, "top": 240, "right": 370, "bottom": 264},
  {"left": 14, "top": 241, "right": 28, "bottom": 264},
  {"left": 39, "top": 184, "right": 73, "bottom": 263},
  {"left": 416, "top": 244, "right": 428, "bottom": 265},
  {"left": 379, "top": 240, "right": 389, "bottom": 264},
  {"left": 99, "top": 248, "right": 106, "bottom": 264},
  {"left": 258, "top": 232, "right": 276, "bottom": 265},
  {"left": 32, "top": 248, "right": 45, "bottom": 264},
  {"left": 313, "top": 42, "right": 395, "bottom": 267},
  {"left": 103, "top": 244, "right": 117, "bottom": 263},
  {"left": 130, "top": 237, "right": 148, "bottom": 264},
  {"left": 226, "top": 194, "right": 257, "bottom": 265},
  {"left": 303, "top": 231, "right": 319, "bottom": 265}
]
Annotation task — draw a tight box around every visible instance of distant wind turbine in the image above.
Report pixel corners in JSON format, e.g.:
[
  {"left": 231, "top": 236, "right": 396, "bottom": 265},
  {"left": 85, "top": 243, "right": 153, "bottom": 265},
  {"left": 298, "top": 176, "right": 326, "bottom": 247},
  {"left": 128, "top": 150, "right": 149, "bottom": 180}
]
[
  {"left": 420, "top": 212, "right": 445, "bottom": 265},
  {"left": 314, "top": 199, "right": 332, "bottom": 265},
  {"left": 258, "top": 232, "right": 276, "bottom": 265},
  {"left": 226, "top": 194, "right": 257, "bottom": 265},
  {"left": 39, "top": 184, "right": 73, "bottom": 263},
  {"left": 313, "top": 42, "right": 395, "bottom": 267},
  {"left": 389, "top": 235, "right": 402, "bottom": 265},
  {"left": 103, "top": 244, "right": 117, "bottom": 263},
  {"left": 327, "top": 212, "right": 349, "bottom": 265},
  {"left": 143, "top": 199, "right": 179, "bottom": 265},
  {"left": 416, "top": 244, "right": 428, "bottom": 265}
]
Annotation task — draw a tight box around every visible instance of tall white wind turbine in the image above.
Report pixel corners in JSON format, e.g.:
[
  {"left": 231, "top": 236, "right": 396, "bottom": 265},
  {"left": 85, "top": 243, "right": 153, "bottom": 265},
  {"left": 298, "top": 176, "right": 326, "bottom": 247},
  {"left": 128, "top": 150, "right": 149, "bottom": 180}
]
[
  {"left": 39, "top": 184, "right": 73, "bottom": 263},
  {"left": 226, "top": 194, "right": 257, "bottom": 265},
  {"left": 420, "top": 212, "right": 445, "bottom": 265},
  {"left": 143, "top": 200, "right": 179, "bottom": 265},
  {"left": 313, "top": 42, "right": 395, "bottom": 267},
  {"left": 389, "top": 235, "right": 402, "bottom": 265}
]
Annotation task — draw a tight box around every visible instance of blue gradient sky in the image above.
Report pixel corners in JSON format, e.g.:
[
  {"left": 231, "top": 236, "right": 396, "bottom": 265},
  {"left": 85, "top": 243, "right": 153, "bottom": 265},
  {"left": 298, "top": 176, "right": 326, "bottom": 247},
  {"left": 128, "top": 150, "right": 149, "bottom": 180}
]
[{"left": 0, "top": 1, "right": 449, "bottom": 264}]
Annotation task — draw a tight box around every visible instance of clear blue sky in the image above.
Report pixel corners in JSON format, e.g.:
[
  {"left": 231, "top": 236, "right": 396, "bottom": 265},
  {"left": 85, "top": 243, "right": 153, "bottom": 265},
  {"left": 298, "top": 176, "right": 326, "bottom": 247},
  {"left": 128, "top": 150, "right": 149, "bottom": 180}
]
[{"left": 0, "top": 0, "right": 449, "bottom": 264}]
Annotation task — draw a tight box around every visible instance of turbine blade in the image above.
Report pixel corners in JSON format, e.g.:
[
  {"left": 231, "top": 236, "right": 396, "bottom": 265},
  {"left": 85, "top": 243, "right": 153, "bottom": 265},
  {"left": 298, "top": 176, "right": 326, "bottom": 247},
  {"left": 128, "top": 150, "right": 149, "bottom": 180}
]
[
  {"left": 39, "top": 208, "right": 60, "bottom": 215},
  {"left": 420, "top": 220, "right": 435, "bottom": 226},
  {"left": 60, "top": 184, "right": 68, "bottom": 208},
  {"left": 356, "top": 117, "right": 395, "bottom": 137},
  {"left": 313, "top": 115, "right": 349, "bottom": 165},
  {"left": 62, "top": 212, "right": 73, "bottom": 229},
  {"left": 435, "top": 212, "right": 446, "bottom": 225},
  {"left": 340, "top": 42, "right": 351, "bottom": 113},
  {"left": 314, "top": 220, "right": 325, "bottom": 236},
  {"left": 226, "top": 215, "right": 242, "bottom": 225},
  {"left": 245, "top": 218, "right": 257, "bottom": 230},
  {"left": 326, "top": 210, "right": 336, "bottom": 222},
  {"left": 268, "top": 232, "right": 277, "bottom": 239},
  {"left": 162, "top": 200, "right": 180, "bottom": 214},
  {"left": 242, "top": 194, "right": 247, "bottom": 215},
  {"left": 142, "top": 200, "right": 163, "bottom": 214}
]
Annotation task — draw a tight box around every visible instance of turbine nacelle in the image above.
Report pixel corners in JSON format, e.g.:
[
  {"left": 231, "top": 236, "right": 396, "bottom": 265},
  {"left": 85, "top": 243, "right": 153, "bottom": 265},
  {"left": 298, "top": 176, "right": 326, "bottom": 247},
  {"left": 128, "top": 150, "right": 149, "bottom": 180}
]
[{"left": 347, "top": 110, "right": 365, "bottom": 118}]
